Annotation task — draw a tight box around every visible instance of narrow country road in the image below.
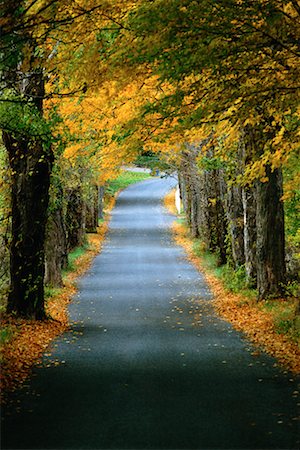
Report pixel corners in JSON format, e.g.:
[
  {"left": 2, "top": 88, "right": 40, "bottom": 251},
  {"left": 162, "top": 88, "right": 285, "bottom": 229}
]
[{"left": 2, "top": 177, "right": 299, "bottom": 449}]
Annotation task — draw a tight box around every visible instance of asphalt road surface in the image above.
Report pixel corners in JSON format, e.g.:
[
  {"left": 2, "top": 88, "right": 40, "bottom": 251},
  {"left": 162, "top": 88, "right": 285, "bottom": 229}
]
[{"left": 2, "top": 177, "right": 299, "bottom": 449}]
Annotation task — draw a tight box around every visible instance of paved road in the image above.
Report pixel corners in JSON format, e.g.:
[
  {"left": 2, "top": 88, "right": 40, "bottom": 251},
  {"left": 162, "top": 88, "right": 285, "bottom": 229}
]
[{"left": 2, "top": 177, "right": 299, "bottom": 449}]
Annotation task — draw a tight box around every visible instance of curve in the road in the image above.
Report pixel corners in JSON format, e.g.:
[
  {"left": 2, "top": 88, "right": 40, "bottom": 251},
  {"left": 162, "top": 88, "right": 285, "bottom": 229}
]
[{"left": 2, "top": 177, "right": 299, "bottom": 449}]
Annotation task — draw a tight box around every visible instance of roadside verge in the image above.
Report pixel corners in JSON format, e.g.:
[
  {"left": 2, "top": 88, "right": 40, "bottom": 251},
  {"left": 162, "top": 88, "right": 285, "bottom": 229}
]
[{"left": 164, "top": 189, "right": 300, "bottom": 375}]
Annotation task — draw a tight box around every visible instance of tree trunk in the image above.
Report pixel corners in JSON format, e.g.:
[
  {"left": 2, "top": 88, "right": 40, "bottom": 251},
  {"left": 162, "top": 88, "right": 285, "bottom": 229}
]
[
  {"left": 45, "top": 206, "right": 68, "bottom": 287},
  {"left": 242, "top": 186, "right": 257, "bottom": 285},
  {"left": 209, "top": 168, "right": 227, "bottom": 265},
  {"left": 66, "top": 187, "right": 85, "bottom": 251},
  {"left": 178, "top": 172, "right": 189, "bottom": 218},
  {"left": 227, "top": 184, "right": 245, "bottom": 268},
  {"left": 190, "top": 184, "right": 200, "bottom": 238},
  {"left": 98, "top": 186, "right": 105, "bottom": 220},
  {"left": 256, "top": 166, "right": 286, "bottom": 298},
  {"left": 3, "top": 133, "right": 53, "bottom": 319},
  {"left": 85, "top": 185, "right": 99, "bottom": 233},
  {"left": 3, "top": 67, "right": 53, "bottom": 319}
]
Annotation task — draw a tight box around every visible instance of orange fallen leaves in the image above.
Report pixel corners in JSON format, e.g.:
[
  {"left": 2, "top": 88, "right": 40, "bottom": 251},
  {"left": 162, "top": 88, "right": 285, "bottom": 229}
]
[
  {"left": 163, "top": 189, "right": 178, "bottom": 215},
  {"left": 171, "top": 220, "right": 300, "bottom": 375},
  {"left": 0, "top": 198, "right": 115, "bottom": 403}
]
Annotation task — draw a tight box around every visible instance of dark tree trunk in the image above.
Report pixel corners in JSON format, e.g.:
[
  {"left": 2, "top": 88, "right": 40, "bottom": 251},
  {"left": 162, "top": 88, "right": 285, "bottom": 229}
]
[
  {"left": 3, "top": 133, "right": 53, "bottom": 319},
  {"left": 85, "top": 185, "right": 99, "bottom": 233},
  {"left": 179, "top": 144, "right": 228, "bottom": 264},
  {"left": 226, "top": 184, "right": 245, "bottom": 268},
  {"left": 66, "top": 187, "right": 85, "bottom": 251},
  {"left": 3, "top": 68, "right": 53, "bottom": 319},
  {"left": 214, "top": 170, "right": 228, "bottom": 265},
  {"left": 180, "top": 148, "right": 203, "bottom": 238},
  {"left": 240, "top": 128, "right": 257, "bottom": 284},
  {"left": 198, "top": 170, "right": 215, "bottom": 251},
  {"left": 190, "top": 184, "right": 200, "bottom": 238},
  {"left": 178, "top": 173, "right": 188, "bottom": 214},
  {"left": 98, "top": 186, "right": 105, "bottom": 220},
  {"left": 256, "top": 166, "right": 286, "bottom": 298},
  {"left": 242, "top": 186, "right": 257, "bottom": 285},
  {"left": 45, "top": 206, "right": 68, "bottom": 287}
]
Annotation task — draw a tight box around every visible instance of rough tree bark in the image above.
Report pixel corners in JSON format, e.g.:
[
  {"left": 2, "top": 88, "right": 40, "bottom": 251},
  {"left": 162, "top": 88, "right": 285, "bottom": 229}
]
[
  {"left": 256, "top": 166, "right": 286, "bottom": 298},
  {"left": 212, "top": 168, "right": 228, "bottom": 265},
  {"left": 3, "top": 72, "right": 53, "bottom": 319},
  {"left": 242, "top": 123, "right": 286, "bottom": 298},
  {"left": 242, "top": 186, "right": 257, "bottom": 285},
  {"left": 226, "top": 184, "right": 245, "bottom": 268},
  {"left": 179, "top": 144, "right": 228, "bottom": 264},
  {"left": 85, "top": 185, "right": 99, "bottom": 233},
  {"left": 98, "top": 185, "right": 105, "bottom": 220},
  {"left": 239, "top": 127, "right": 258, "bottom": 284},
  {"left": 44, "top": 206, "right": 68, "bottom": 287},
  {"left": 66, "top": 187, "right": 85, "bottom": 251},
  {"left": 195, "top": 170, "right": 211, "bottom": 249}
]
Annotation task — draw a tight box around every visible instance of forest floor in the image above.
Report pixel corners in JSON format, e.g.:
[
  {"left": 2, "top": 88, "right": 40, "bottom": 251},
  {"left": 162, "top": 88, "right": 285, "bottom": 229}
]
[{"left": 164, "top": 189, "right": 300, "bottom": 376}]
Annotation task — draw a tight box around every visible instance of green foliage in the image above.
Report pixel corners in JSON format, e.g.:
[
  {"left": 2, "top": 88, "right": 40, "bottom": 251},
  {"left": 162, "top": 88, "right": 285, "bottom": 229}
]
[
  {"left": 44, "top": 286, "right": 62, "bottom": 299},
  {"left": 284, "top": 281, "right": 300, "bottom": 298},
  {"left": 0, "top": 325, "right": 15, "bottom": 362},
  {"left": 63, "top": 244, "right": 89, "bottom": 273},
  {"left": 218, "top": 265, "right": 255, "bottom": 296},
  {"left": 193, "top": 240, "right": 218, "bottom": 269},
  {"left": 120, "top": 0, "right": 299, "bottom": 128},
  {"left": 193, "top": 236, "right": 257, "bottom": 298},
  {"left": 0, "top": 328, "right": 13, "bottom": 348},
  {"left": 135, "top": 152, "right": 171, "bottom": 172},
  {"left": 105, "top": 170, "right": 151, "bottom": 197},
  {"left": 284, "top": 153, "right": 300, "bottom": 246},
  {"left": 262, "top": 298, "right": 300, "bottom": 340},
  {"left": 0, "top": 92, "right": 52, "bottom": 144},
  {"left": 275, "top": 318, "right": 294, "bottom": 335},
  {"left": 198, "top": 155, "right": 225, "bottom": 172}
]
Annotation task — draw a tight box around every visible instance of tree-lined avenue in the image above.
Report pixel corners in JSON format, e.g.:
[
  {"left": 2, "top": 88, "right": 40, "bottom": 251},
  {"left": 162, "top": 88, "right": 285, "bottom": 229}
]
[{"left": 2, "top": 177, "right": 299, "bottom": 449}]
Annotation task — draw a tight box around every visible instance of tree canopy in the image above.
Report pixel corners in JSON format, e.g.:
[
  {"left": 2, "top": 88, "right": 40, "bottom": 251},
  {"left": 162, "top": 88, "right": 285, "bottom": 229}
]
[{"left": 0, "top": 0, "right": 299, "bottom": 317}]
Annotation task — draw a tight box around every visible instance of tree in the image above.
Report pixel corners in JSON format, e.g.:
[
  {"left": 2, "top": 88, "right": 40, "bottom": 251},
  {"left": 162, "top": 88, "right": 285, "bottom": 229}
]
[
  {"left": 1, "top": 2, "right": 54, "bottom": 318},
  {"left": 0, "top": 0, "right": 132, "bottom": 318},
  {"left": 109, "top": 0, "right": 300, "bottom": 298}
]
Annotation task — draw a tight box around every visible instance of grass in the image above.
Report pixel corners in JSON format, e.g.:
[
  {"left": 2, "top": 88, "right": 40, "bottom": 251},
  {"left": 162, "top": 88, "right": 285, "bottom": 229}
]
[
  {"left": 191, "top": 230, "right": 259, "bottom": 300},
  {"left": 62, "top": 243, "right": 89, "bottom": 274},
  {"left": 0, "top": 326, "right": 14, "bottom": 365},
  {"left": 0, "top": 328, "right": 13, "bottom": 347},
  {"left": 44, "top": 286, "right": 62, "bottom": 299},
  {"left": 105, "top": 170, "right": 151, "bottom": 198},
  {"left": 261, "top": 298, "right": 300, "bottom": 340}
]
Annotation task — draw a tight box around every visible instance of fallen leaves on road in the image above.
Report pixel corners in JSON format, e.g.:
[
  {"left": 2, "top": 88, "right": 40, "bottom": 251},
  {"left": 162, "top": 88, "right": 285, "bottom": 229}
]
[{"left": 171, "top": 220, "right": 300, "bottom": 375}]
